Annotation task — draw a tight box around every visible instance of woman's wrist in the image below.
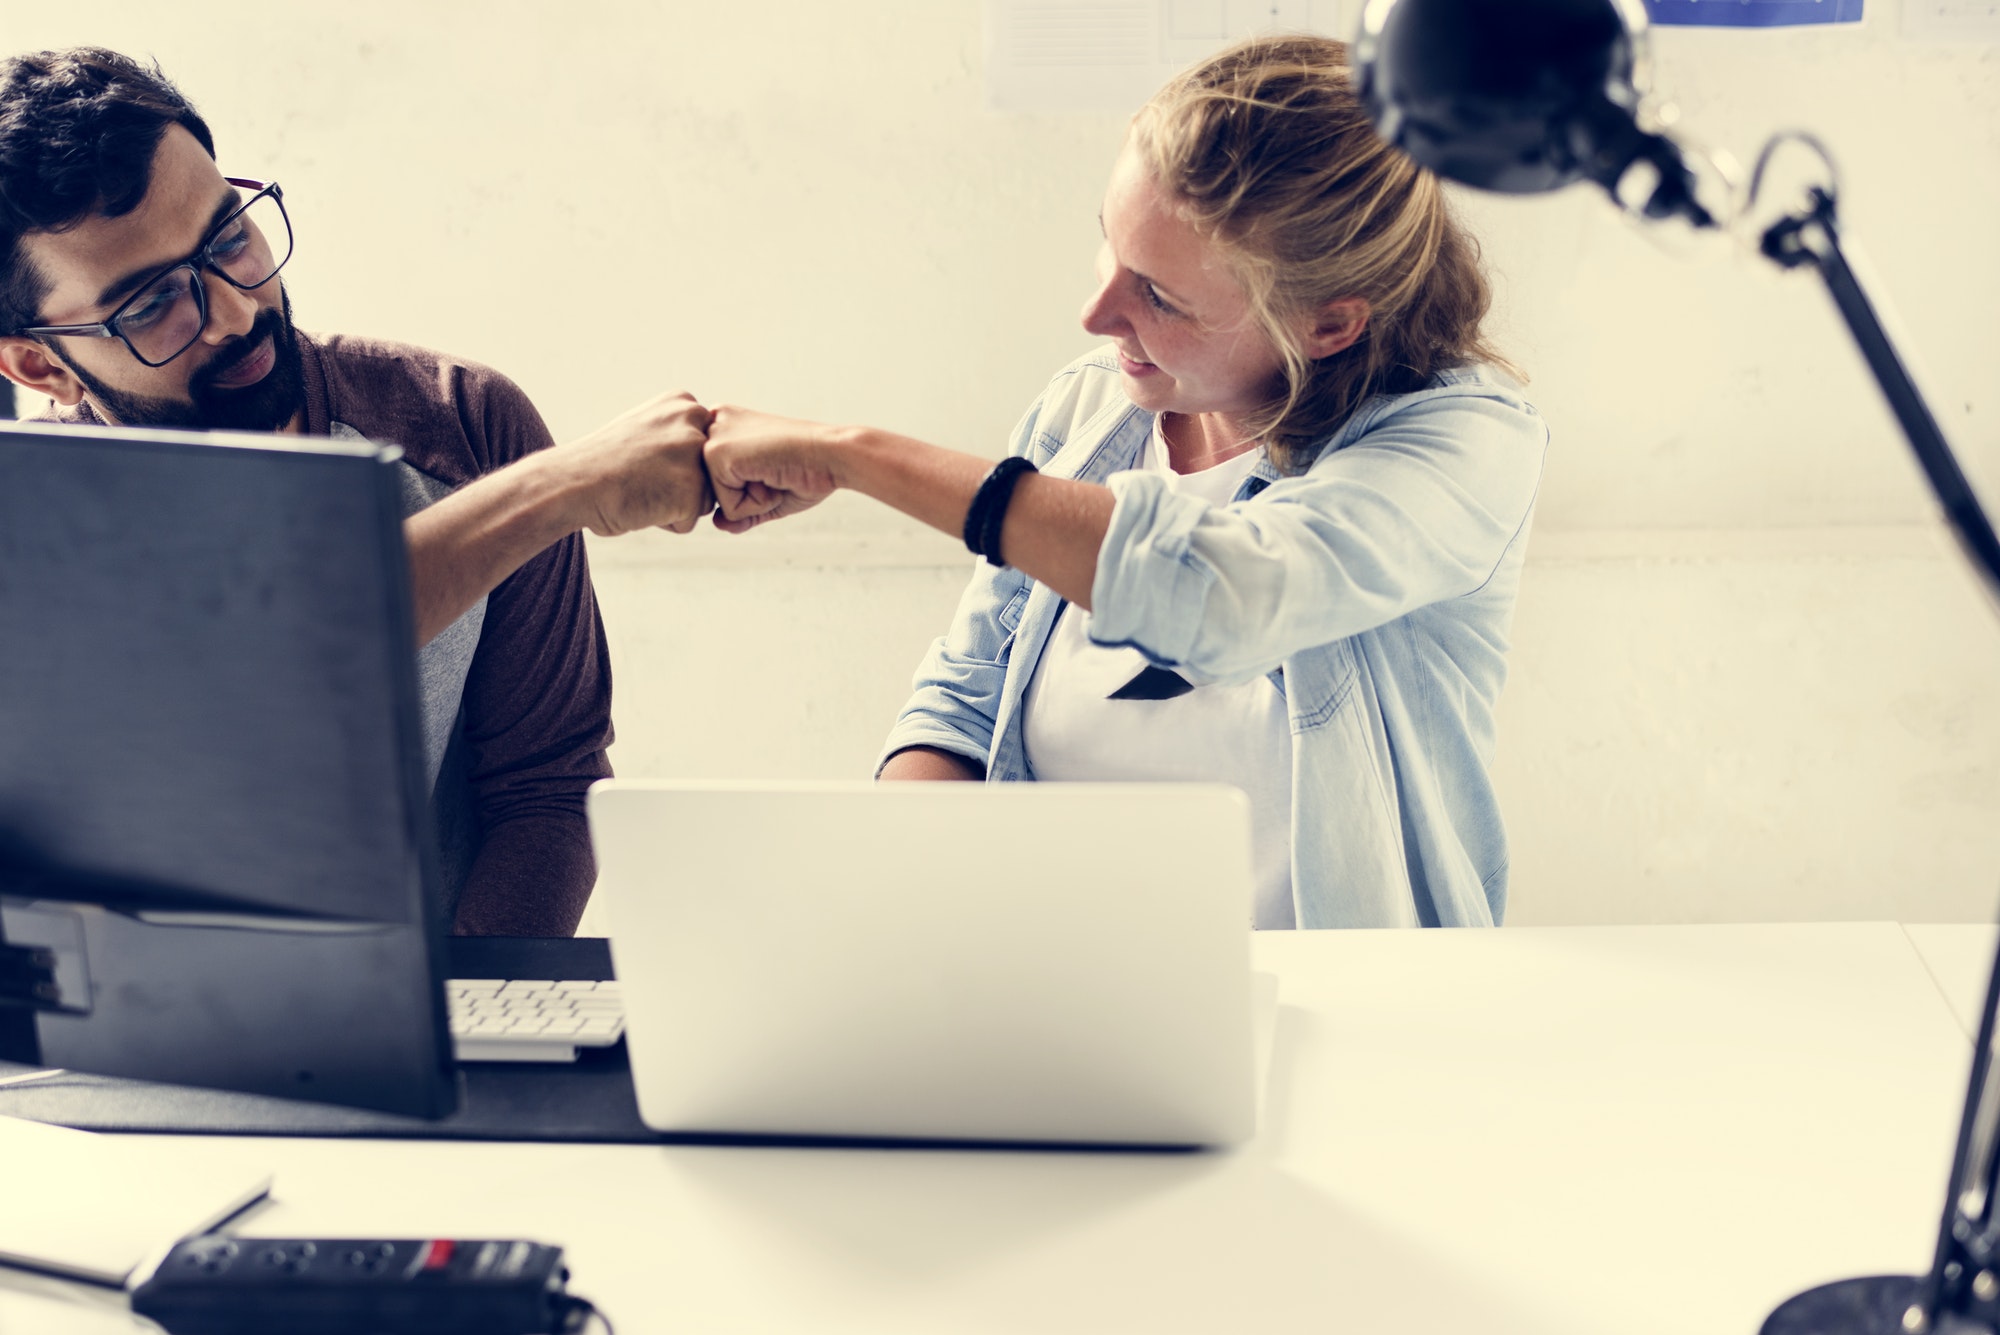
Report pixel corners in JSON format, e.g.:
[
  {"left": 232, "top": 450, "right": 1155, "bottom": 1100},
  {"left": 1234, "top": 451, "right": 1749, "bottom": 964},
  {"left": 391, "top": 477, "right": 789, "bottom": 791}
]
[
  {"left": 806, "top": 426, "right": 1051, "bottom": 566},
  {"left": 823, "top": 422, "right": 890, "bottom": 495}
]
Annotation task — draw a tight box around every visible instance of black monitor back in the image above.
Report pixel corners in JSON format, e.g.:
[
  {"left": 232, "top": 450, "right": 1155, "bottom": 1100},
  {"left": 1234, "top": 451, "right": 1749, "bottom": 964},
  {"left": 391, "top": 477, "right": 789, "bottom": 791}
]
[{"left": 0, "top": 420, "right": 455, "bottom": 1118}]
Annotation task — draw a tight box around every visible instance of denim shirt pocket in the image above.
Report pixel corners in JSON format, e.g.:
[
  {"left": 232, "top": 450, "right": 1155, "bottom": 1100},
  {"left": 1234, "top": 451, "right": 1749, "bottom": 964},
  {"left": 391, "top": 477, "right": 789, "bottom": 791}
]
[
  {"left": 986, "top": 580, "right": 1067, "bottom": 784},
  {"left": 995, "top": 584, "right": 1030, "bottom": 636},
  {"left": 1284, "top": 638, "right": 1360, "bottom": 734}
]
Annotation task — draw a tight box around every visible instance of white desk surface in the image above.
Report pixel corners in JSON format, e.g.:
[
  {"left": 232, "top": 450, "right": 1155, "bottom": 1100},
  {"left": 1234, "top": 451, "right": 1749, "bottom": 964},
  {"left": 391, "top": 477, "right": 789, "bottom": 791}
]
[
  {"left": 1904, "top": 922, "right": 2000, "bottom": 1040},
  {"left": 0, "top": 923, "right": 1976, "bottom": 1335}
]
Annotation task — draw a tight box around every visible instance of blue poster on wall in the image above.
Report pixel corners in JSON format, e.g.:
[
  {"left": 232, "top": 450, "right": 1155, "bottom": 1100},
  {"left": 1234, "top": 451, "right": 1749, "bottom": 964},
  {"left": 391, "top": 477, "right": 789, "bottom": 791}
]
[{"left": 1643, "top": 0, "right": 1863, "bottom": 25}]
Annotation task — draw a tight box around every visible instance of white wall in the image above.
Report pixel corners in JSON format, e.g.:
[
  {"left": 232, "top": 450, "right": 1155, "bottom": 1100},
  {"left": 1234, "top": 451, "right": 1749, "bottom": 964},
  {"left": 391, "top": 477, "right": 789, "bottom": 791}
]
[
  {"left": 11, "top": 1, "right": 2000, "bottom": 926},
  {"left": 584, "top": 524, "right": 2000, "bottom": 928},
  {"left": 1495, "top": 530, "right": 2000, "bottom": 925}
]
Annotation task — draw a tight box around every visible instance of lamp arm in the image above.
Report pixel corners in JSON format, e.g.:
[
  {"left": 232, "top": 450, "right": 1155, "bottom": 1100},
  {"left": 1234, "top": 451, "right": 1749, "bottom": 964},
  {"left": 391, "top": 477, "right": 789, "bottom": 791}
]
[
  {"left": 1753, "top": 187, "right": 2000, "bottom": 1335},
  {"left": 1761, "top": 190, "right": 2000, "bottom": 618}
]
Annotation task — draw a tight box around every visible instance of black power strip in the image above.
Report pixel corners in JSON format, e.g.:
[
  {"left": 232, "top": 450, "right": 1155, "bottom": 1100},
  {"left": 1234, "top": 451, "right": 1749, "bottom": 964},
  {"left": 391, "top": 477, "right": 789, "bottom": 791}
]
[{"left": 130, "top": 1235, "right": 610, "bottom": 1335}]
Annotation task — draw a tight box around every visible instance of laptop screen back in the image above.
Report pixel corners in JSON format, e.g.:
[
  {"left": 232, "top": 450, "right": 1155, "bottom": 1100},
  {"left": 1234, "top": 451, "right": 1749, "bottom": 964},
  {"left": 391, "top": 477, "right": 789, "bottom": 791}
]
[{"left": 590, "top": 779, "right": 1256, "bottom": 1146}]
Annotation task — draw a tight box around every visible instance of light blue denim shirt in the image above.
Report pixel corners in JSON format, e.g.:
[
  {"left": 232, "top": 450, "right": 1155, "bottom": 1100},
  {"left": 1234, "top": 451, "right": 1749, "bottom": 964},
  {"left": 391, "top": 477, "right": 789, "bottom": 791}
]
[{"left": 879, "top": 348, "right": 1547, "bottom": 928}]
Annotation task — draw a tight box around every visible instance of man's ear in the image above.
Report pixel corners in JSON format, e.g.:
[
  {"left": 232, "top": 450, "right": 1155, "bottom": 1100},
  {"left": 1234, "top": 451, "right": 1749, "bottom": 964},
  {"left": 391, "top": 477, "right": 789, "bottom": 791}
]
[
  {"left": 0, "top": 337, "right": 85, "bottom": 407},
  {"left": 1303, "top": 297, "right": 1371, "bottom": 361}
]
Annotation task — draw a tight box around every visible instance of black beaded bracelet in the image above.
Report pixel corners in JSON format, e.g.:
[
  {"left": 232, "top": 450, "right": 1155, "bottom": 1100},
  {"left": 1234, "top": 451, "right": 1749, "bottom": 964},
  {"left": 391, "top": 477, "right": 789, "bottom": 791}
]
[{"left": 962, "top": 456, "right": 1038, "bottom": 567}]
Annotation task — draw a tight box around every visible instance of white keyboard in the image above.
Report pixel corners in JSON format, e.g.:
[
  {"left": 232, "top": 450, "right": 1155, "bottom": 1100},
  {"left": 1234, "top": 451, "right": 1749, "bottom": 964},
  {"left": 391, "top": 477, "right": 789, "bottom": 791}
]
[{"left": 447, "top": 978, "right": 625, "bottom": 1064}]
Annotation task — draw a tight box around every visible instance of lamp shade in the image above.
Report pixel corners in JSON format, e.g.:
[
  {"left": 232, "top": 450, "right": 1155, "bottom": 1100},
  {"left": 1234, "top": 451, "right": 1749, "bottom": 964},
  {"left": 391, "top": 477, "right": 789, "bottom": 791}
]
[{"left": 1355, "top": 0, "right": 1654, "bottom": 195}]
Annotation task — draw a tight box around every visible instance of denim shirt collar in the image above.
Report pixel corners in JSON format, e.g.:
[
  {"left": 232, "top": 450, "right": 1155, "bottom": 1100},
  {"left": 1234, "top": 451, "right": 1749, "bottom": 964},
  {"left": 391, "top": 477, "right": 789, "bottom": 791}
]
[
  {"left": 1044, "top": 400, "right": 1150, "bottom": 484},
  {"left": 1050, "top": 403, "right": 1291, "bottom": 504}
]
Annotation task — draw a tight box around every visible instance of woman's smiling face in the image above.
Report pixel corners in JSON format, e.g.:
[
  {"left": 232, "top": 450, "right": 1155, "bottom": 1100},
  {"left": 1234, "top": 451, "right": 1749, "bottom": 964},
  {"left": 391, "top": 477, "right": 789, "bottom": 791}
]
[{"left": 1079, "top": 144, "right": 1287, "bottom": 424}]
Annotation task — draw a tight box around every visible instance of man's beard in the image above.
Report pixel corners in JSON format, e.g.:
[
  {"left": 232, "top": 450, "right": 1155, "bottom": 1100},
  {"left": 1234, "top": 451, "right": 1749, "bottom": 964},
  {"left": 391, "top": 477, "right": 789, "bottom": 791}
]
[{"left": 65, "top": 288, "right": 306, "bottom": 433}]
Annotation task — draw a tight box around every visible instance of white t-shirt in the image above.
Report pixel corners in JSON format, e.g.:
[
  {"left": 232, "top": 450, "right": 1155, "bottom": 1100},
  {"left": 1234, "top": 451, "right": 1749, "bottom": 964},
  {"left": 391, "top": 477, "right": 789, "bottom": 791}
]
[{"left": 1021, "top": 416, "right": 1296, "bottom": 929}]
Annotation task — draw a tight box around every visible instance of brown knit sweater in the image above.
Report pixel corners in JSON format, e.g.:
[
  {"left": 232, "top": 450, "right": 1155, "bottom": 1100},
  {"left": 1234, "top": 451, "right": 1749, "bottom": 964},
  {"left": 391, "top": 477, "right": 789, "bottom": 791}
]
[{"left": 40, "top": 330, "right": 614, "bottom": 936}]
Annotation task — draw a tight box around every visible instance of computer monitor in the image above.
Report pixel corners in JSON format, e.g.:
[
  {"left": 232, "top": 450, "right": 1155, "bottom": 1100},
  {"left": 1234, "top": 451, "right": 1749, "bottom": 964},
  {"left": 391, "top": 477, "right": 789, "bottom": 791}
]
[{"left": 0, "top": 419, "right": 455, "bottom": 1118}]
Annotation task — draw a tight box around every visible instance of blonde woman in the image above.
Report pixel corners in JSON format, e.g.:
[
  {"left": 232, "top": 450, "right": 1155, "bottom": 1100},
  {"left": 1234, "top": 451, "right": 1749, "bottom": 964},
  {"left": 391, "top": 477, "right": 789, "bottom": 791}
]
[{"left": 701, "top": 35, "right": 1546, "bottom": 930}]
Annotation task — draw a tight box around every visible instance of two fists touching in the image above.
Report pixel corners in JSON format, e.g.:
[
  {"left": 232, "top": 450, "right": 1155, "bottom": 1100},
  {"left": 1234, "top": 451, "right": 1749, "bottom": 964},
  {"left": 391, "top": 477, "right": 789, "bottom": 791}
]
[
  {"left": 559, "top": 390, "right": 837, "bottom": 539},
  {"left": 406, "top": 391, "right": 855, "bottom": 647}
]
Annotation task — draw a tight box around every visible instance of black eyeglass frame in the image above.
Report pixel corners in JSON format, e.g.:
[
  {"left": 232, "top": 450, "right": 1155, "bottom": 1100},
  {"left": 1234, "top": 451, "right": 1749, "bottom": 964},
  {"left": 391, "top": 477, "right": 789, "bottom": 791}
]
[{"left": 15, "top": 177, "right": 293, "bottom": 368}]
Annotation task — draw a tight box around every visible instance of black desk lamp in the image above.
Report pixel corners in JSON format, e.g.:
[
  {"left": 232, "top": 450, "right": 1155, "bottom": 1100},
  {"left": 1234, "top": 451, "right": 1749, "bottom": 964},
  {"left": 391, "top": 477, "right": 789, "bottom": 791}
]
[{"left": 1356, "top": 3, "right": 2000, "bottom": 1332}]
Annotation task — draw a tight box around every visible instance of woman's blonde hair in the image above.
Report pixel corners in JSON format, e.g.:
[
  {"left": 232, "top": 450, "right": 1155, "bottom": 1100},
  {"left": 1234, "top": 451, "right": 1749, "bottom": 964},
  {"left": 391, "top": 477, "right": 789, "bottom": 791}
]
[{"left": 1130, "top": 34, "right": 1514, "bottom": 472}]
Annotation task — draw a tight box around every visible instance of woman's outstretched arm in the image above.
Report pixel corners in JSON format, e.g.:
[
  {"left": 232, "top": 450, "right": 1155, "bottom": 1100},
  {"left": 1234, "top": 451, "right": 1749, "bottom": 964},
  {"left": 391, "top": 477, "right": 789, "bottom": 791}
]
[{"left": 703, "top": 406, "right": 1113, "bottom": 611}]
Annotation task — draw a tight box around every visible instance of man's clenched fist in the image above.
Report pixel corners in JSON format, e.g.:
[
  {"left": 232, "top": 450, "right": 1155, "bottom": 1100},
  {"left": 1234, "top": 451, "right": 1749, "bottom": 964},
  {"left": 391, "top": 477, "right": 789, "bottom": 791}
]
[{"left": 562, "top": 390, "right": 716, "bottom": 537}]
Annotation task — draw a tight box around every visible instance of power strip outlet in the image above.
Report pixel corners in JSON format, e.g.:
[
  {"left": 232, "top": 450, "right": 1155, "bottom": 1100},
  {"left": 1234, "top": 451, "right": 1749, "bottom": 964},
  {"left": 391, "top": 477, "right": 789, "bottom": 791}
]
[{"left": 130, "top": 1235, "right": 576, "bottom": 1335}]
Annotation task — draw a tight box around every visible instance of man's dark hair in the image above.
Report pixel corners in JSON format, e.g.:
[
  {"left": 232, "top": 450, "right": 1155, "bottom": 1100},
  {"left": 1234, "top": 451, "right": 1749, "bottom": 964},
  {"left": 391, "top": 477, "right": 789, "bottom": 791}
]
[{"left": 0, "top": 47, "right": 213, "bottom": 335}]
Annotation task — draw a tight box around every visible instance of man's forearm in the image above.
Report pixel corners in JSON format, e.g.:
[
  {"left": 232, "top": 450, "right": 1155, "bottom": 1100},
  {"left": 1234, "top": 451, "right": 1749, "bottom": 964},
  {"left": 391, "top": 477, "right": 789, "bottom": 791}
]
[
  {"left": 452, "top": 814, "right": 596, "bottom": 937},
  {"left": 404, "top": 450, "right": 590, "bottom": 646}
]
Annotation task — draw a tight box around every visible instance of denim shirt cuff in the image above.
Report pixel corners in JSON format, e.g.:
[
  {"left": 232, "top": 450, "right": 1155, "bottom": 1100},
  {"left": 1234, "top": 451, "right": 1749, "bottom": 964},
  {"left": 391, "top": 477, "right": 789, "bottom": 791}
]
[{"left": 1086, "top": 471, "right": 1219, "bottom": 669}]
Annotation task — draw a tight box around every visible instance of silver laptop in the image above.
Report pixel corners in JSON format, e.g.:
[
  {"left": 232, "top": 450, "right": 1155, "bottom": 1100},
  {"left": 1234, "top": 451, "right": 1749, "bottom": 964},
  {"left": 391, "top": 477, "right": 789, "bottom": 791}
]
[{"left": 587, "top": 780, "right": 1257, "bottom": 1146}]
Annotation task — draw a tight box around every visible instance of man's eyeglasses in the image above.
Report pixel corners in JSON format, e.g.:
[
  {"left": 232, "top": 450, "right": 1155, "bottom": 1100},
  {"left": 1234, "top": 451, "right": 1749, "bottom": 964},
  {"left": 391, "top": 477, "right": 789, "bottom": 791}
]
[{"left": 17, "top": 177, "right": 294, "bottom": 368}]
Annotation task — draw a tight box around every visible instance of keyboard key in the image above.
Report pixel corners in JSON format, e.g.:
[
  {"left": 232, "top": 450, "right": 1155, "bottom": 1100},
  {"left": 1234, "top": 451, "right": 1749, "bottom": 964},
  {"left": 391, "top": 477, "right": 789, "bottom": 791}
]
[{"left": 445, "top": 978, "right": 624, "bottom": 1059}]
